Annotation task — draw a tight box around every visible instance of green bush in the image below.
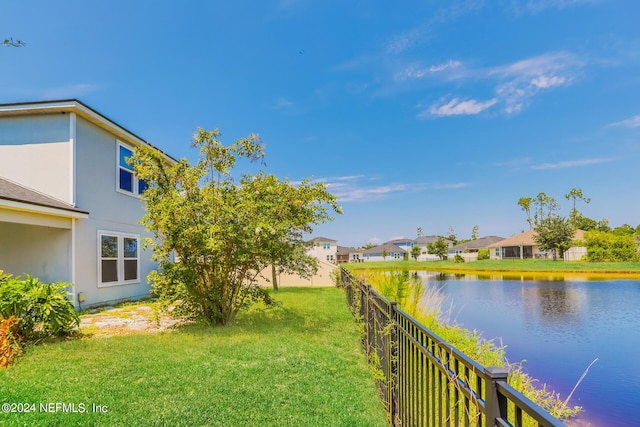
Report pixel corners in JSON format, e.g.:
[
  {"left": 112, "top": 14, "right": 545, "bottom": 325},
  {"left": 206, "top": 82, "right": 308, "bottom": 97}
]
[
  {"left": 477, "top": 249, "right": 490, "bottom": 260},
  {"left": 454, "top": 254, "right": 465, "bottom": 263},
  {"left": 583, "top": 231, "right": 640, "bottom": 262},
  {"left": 0, "top": 273, "right": 79, "bottom": 341}
]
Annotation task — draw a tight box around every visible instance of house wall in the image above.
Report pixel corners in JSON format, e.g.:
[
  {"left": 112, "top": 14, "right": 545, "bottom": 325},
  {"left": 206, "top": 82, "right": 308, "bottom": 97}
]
[
  {"left": 308, "top": 240, "right": 337, "bottom": 263},
  {"left": 0, "top": 221, "right": 71, "bottom": 284},
  {"left": 72, "top": 117, "right": 156, "bottom": 307},
  {"left": 0, "top": 114, "right": 72, "bottom": 203},
  {"left": 363, "top": 252, "right": 404, "bottom": 262}
]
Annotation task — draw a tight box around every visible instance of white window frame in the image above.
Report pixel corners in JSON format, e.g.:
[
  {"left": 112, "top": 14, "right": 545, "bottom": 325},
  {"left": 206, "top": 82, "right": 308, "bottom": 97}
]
[
  {"left": 97, "top": 230, "right": 141, "bottom": 287},
  {"left": 116, "top": 140, "right": 147, "bottom": 198}
]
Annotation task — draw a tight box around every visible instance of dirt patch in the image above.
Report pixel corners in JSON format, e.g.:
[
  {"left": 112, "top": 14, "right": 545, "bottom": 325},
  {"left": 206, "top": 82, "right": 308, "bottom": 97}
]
[{"left": 80, "top": 304, "right": 185, "bottom": 338}]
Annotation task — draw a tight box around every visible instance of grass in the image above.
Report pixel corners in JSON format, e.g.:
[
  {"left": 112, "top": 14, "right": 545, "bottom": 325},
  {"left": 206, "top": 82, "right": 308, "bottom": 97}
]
[
  {"left": 345, "top": 259, "right": 640, "bottom": 277},
  {"left": 0, "top": 288, "right": 387, "bottom": 427}
]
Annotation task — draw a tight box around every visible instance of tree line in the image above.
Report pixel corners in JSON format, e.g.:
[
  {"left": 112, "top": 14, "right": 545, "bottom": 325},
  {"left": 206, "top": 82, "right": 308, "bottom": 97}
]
[{"left": 518, "top": 188, "right": 639, "bottom": 261}]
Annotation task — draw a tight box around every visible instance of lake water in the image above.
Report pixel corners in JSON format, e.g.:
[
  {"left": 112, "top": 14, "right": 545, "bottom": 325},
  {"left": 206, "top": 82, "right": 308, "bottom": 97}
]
[{"left": 414, "top": 271, "right": 640, "bottom": 427}]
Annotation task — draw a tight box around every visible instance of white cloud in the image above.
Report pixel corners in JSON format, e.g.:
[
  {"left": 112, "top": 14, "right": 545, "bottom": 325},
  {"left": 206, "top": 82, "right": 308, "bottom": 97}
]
[
  {"left": 273, "top": 97, "right": 294, "bottom": 109},
  {"left": 316, "top": 175, "right": 471, "bottom": 203},
  {"left": 330, "top": 183, "right": 410, "bottom": 202},
  {"left": 394, "top": 60, "right": 462, "bottom": 81},
  {"left": 608, "top": 115, "right": 640, "bottom": 129},
  {"left": 431, "top": 182, "right": 471, "bottom": 190},
  {"left": 522, "top": 0, "right": 599, "bottom": 14},
  {"left": 530, "top": 75, "right": 566, "bottom": 88},
  {"left": 490, "top": 51, "right": 579, "bottom": 114},
  {"left": 529, "top": 157, "right": 614, "bottom": 170},
  {"left": 420, "top": 97, "right": 497, "bottom": 118}
]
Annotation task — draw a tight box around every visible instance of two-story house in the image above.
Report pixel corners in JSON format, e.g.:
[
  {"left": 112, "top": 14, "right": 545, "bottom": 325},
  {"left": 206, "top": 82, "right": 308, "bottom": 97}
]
[
  {"left": 0, "top": 99, "right": 176, "bottom": 308},
  {"left": 307, "top": 237, "right": 338, "bottom": 263}
]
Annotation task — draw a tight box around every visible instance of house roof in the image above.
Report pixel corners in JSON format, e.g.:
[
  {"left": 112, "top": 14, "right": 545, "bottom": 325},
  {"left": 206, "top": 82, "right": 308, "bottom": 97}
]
[
  {"left": 363, "top": 242, "right": 406, "bottom": 254},
  {"left": 415, "top": 235, "right": 445, "bottom": 244},
  {"left": 0, "top": 177, "right": 89, "bottom": 216},
  {"left": 488, "top": 229, "right": 585, "bottom": 247},
  {"left": 336, "top": 245, "right": 356, "bottom": 255},
  {"left": 310, "top": 236, "right": 337, "bottom": 243},
  {"left": 384, "top": 238, "right": 415, "bottom": 245},
  {"left": 451, "top": 236, "right": 505, "bottom": 251},
  {"left": 0, "top": 99, "right": 177, "bottom": 164}
]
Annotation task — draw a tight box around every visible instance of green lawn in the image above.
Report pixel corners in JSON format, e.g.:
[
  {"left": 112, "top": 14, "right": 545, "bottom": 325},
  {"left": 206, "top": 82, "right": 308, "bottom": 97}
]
[
  {"left": 0, "top": 288, "right": 387, "bottom": 427},
  {"left": 345, "top": 259, "right": 640, "bottom": 275}
]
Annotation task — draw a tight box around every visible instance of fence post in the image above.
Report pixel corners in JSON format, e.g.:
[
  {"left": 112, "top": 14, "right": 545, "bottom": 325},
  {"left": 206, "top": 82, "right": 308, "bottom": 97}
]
[
  {"left": 388, "top": 301, "right": 398, "bottom": 425},
  {"left": 484, "top": 366, "right": 509, "bottom": 427}
]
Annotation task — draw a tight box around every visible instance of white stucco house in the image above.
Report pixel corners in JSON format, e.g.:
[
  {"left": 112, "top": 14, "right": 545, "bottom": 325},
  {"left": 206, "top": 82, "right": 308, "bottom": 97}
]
[
  {"left": 308, "top": 237, "right": 338, "bottom": 263},
  {"left": 0, "top": 99, "right": 176, "bottom": 308}
]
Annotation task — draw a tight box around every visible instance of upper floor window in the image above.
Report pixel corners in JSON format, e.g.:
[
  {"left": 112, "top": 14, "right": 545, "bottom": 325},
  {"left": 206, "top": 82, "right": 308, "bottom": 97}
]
[
  {"left": 322, "top": 242, "right": 331, "bottom": 249},
  {"left": 117, "top": 141, "right": 148, "bottom": 197}
]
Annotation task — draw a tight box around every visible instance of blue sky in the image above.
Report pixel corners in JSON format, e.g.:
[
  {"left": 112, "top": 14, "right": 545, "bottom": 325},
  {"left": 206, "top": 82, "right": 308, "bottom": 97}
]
[{"left": 2, "top": 0, "right": 639, "bottom": 247}]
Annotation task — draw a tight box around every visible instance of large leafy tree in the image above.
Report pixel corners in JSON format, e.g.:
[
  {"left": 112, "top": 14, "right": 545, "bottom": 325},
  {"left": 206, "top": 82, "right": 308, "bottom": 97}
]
[
  {"left": 533, "top": 214, "right": 575, "bottom": 261},
  {"left": 427, "top": 236, "right": 449, "bottom": 260},
  {"left": 132, "top": 128, "right": 341, "bottom": 325}
]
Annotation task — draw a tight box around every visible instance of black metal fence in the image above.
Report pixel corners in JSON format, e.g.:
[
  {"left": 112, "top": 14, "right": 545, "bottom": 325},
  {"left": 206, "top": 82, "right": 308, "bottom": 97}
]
[{"left": 340, "top": 268, "right": 565, "bottom": 427}]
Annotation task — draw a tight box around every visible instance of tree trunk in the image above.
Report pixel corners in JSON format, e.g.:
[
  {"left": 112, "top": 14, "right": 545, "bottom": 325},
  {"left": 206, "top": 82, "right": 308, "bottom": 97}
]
[{"left": 271, "top": 264, "right": 279, "bottom": 291}]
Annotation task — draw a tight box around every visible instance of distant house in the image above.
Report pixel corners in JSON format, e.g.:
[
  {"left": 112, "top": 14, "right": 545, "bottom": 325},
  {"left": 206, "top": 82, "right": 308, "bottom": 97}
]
[
  {"left": 348, "top": 248, "right": 364, "bottom": 263},
  {"left": 308, "top": 237, "right": 338, "bottom": 263},
  {"left": 449, "top": 236, "right": 505, "bottom": 261},
  {"left": 488, "top": 229, "right": 585, "bottom": 260},
  {"left": 0, "top": 99, "right": 177, "bottom": 308},
  {"left": 414, "top": 235, "right": 454, "bottom": 261},
  {"left": 336, "top": 245, "right": 354, "bottom": 264},
  {"left": 384, "top": 238, "right": 415, "bottom": 251},
  {"left": 362, "top": 242, "right": 406, "bottom": 262}
]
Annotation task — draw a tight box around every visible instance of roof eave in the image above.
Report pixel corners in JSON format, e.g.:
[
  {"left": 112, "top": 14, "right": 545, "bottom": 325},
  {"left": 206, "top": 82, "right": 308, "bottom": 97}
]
[{"left": 0, "top": 198, "right": 89, "bottom": 219}]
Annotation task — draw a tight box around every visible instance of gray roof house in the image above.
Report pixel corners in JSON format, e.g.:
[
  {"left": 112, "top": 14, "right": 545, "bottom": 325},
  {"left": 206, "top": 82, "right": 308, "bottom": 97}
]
[
  {"left": 0, "top": 99, "right": 176, "bottom": 308},
  {"left": 362, "top": 242, "right": 406, "bottom": 262},
  {"left": 450, "top": 236, "right": 506, "bottom": 253}
]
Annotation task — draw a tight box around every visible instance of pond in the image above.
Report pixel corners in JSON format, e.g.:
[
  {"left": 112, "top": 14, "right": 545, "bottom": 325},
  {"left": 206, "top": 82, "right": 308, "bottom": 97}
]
[{"left": 413, "top": 271, "right": 640, "bottom": 427}]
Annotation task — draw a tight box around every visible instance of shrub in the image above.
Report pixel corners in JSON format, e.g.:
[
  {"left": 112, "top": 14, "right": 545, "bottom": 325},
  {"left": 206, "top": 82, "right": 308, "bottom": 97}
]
[
  {"left": 583, "top": 231, "right": 640, "bottom": 262},
  {"left": 454, "top": 254, "right": 465, "bottom": 263},
  {"left": 0, "top": 274, "right": 79, "bottom": 341},
  {"left": 0, "top": 315, "right": 22, "bottom": 368},
  {"left": 477, "top": 249, "right": 490, "bottom": 260}
]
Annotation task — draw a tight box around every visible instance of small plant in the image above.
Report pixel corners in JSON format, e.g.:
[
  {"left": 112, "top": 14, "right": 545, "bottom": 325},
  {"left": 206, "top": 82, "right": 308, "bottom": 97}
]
[
  {"left": 0, "top": 275, "right": 79, "bottom": 341},
  {"left": 0, "top": 315, "right": 22, "bottom": 368},
  {"left": 454, "top": 254, "right": 465, "bottom": 263},
  {"left": 477, "top": 249, "right": 490, "bottom": 260}
]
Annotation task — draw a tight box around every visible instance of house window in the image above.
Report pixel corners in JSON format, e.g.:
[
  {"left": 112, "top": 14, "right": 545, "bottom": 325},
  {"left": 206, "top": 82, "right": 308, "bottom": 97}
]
[
  {"left": 322, "top": 243, "right": 331, "bottom": 250},
  {"left": 98, "top": 231, "right": 140, "bottom": 286},
  {"left": 117, "top": 141, "right": 148, "bottom": 197}
]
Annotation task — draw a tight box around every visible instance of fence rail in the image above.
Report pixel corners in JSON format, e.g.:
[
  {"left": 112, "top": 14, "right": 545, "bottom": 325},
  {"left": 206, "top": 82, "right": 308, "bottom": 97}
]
[{"left": 341, "top": 268, "right": 565, "bottom": 427}]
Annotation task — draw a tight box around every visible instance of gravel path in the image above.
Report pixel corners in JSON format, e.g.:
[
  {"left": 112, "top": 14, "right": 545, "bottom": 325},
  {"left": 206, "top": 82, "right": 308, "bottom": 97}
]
[{"left": 80, "top": 304, "right": 184, "bottom": 338}]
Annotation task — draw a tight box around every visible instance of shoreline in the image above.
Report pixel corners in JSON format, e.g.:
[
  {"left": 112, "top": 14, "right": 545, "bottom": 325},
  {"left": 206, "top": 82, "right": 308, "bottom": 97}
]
[{"left": 343, "top": 260, "right": 640, "bottom": 279}]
